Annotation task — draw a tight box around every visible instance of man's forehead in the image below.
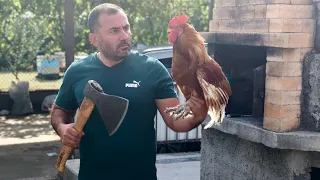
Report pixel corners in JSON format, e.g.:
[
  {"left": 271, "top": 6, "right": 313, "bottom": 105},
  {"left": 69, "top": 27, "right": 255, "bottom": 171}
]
[{"left": 98, "top": 13, "right": 128, "bottom": 28}]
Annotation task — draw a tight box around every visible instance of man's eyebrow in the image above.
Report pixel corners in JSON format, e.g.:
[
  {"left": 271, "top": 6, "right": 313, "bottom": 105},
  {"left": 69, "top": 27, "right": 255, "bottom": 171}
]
[{"left": 110, "top": 24, "right": 130, "bottom": 30}]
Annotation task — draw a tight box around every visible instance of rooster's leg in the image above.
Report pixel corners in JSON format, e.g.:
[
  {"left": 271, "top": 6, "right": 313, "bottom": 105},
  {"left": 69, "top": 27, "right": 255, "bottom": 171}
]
[{"left": 164, "top": 102, "right": 193, "bottom": 120}]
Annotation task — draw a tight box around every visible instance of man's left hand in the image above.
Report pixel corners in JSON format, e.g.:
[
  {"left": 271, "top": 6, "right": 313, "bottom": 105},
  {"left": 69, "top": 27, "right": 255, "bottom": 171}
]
[{"left": 186, "top": 96, "right": 208, "bottom": 122}]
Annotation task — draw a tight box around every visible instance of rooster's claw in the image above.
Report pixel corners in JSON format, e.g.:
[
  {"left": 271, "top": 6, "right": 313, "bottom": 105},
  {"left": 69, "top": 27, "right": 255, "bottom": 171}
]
[{"left": 164, "top": 103, "right": 193, "bottom": 120}]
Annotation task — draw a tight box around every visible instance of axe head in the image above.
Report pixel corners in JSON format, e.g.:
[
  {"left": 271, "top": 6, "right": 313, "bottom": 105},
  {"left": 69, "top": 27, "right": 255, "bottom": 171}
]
[{"left": 83, "top": 80, "right": 129, "bottom": 136}]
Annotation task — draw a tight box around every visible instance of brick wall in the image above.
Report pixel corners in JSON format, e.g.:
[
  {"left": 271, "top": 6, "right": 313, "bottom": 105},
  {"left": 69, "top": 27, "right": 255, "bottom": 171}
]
[{"left": 209, "top": 0, "right": 316, "bottom": 132}]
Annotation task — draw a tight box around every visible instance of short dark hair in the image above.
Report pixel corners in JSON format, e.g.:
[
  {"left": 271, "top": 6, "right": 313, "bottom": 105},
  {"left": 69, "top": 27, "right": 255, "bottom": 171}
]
[{"left": 87, "top": 3, "right": 125, "bottom": 33}]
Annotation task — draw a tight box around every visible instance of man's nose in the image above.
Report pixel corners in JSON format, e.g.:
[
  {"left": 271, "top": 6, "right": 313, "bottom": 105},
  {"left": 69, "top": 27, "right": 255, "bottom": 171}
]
[{"left": 119, "top": 30, "right": 130, "bottom": 40}]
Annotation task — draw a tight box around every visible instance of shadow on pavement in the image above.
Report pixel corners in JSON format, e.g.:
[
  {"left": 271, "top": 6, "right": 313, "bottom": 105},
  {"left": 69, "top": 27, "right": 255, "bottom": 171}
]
[
  {"left": 0, "top": 114, "right": 55, "bottom": 139},
  {"left": 0, "top": 140, "right": 63, "bottom": 180},
  {"left": 0, "top": 113, "right": 64, "bottom": 180}
]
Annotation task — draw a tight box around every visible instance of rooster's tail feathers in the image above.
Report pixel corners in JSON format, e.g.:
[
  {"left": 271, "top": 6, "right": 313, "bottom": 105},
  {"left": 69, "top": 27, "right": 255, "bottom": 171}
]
[
  {"left": 196, "top": 71, "right": 229, "bottom": 129},
  {"left": 204, "top": 104, "right": 226, "bottom": 129}
]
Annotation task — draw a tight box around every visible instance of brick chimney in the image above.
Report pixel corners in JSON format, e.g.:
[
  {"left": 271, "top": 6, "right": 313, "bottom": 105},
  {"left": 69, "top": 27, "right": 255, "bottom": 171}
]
[{"left": 202, "top": 0, "right": 316, "bottom": 132}]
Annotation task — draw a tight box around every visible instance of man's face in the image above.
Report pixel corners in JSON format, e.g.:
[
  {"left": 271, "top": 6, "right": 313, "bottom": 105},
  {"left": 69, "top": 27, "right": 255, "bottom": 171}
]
[{"left": 92, "top": 11, "right": 132, "bottom": 61}]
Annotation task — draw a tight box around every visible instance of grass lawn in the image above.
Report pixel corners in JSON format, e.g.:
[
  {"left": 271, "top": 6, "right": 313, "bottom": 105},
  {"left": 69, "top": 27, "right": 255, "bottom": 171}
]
[{"left": 0, "top": 71, "right": 63, "bottom": 92}]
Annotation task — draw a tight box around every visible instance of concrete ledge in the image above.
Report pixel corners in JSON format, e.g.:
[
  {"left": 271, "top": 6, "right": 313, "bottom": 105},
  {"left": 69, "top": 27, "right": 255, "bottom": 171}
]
[
  {"left": 199, "top": 32, "right": 314, "bottom": 48},
  {"left": 202, "top": 116, "right": 320, "bottom": 152}
]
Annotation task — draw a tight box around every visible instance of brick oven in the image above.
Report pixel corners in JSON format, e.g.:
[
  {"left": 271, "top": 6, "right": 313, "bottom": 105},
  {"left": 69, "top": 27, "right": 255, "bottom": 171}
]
[{"left": 200, "top": 0, "right": 320, "bottom": 179}]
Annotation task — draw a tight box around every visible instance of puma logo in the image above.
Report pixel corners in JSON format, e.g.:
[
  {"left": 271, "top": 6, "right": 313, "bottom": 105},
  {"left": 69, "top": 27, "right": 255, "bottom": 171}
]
[
  {"left": 133, "top": 80, "right": 141, "bottom": 86},
  {"left": 125, "top": 80, "right": 141, "bottom": 88}
]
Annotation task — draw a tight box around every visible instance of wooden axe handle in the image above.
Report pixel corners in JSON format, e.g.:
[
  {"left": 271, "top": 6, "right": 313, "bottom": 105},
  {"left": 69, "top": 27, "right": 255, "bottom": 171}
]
[{"left": 56, "top": 97, "right": 95, "bottom": 173}]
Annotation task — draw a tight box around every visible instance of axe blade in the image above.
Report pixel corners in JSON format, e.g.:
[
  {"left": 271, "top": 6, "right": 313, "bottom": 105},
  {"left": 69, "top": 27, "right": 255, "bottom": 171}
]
[
  {"left": 84, "top": 80, "right": 129, "bottom": 136},
  {"left": 96, "top": 94, "right": 129, "bottom": 135}
]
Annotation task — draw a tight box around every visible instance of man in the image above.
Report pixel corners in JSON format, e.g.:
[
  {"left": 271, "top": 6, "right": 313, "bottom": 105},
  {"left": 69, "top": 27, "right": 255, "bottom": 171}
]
[{"left": 51, "top": 3, "right": 208, "bottom": 180}]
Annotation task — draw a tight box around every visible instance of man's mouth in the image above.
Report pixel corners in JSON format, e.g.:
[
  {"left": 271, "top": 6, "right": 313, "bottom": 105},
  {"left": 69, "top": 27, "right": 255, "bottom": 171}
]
[{"left": 118, "top": 42, "right": 131, "bottom": 49}]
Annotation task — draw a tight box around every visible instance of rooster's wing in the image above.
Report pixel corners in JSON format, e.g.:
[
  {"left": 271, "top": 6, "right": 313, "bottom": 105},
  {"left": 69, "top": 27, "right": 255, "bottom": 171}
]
[{"left": 196, "top": 59, "right": 231, "bottom": 129}]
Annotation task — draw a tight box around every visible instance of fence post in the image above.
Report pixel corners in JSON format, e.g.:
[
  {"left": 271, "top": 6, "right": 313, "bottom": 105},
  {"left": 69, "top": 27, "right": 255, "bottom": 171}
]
[{"left": 64, "top": 0, "right": 75, "bottom": 69}]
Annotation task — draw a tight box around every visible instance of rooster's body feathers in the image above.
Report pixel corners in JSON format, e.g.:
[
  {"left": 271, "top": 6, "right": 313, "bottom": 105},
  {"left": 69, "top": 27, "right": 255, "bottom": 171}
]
[{"left": 168, "top": 17, "right": 232, "bottom": 129}]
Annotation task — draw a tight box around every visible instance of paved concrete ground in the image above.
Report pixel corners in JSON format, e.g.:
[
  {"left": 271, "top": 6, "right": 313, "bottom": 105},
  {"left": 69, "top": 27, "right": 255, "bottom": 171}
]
[
  {"left": 0, "top": 114, "right": 200, "bottom": 180},
  {"left": 0, "top": 114, "right": 61, "bottom": 180},
  {"left": 156, "top": 153, "right": 200, "bottom": 180},
  {"left": 65, "top": 152, "right": 200, "bottom": 180}
]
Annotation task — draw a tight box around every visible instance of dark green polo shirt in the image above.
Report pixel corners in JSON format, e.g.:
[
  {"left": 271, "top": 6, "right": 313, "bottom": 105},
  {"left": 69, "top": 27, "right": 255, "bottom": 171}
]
[{"left": 54, "top": 51, "right": 177, "bottom": 180}]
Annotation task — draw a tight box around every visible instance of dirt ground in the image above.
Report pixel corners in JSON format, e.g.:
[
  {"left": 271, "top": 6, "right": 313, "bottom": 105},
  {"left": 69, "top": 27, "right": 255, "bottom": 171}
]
[{"left": 0, "top": 113, "right": 64, "bottom": 180}]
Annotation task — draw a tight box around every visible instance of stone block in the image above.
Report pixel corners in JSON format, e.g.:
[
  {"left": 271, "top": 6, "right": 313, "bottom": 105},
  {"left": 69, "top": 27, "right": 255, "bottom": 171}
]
[
  {"left": 288, "top": 33, "right": 314, "bottom": 48},
  {"left": 266, "top": 0, "right": 291, "bottom": 3},
  {"left": 266, "top": 0, "right": 312, "bottom": 3},
  {"left": 263, "top": 116, "right": 300, "bottom": 132},
  {"left": 266, "top": 4, "right": 314, "bottom": 19},
  {"left": 236, "top": 5, "right": 255, "bottom": 19},
  {"left": 201, "top": 32, "right": 314, "bottom": 48},
  {"left": 209, "top": 20, "right": 219, "bottom": 32},
  {"left": 237, "top": 0, "right": 250, "bottom": 6},
  {"left": 240, "top": 19, "right": 269, "bottom": 32},
  {"left": 264, "top": 103, "right": 300, "bottom": 119},
  {"left": 212, "top": 7, "right": 237, "bottom": 19},
  {"left": 281, "top": 19, "right": 303, "bottom": 32},
  {"left": 254, "top": 5, "right": 267, "bottom": 18},
  {"left": 282, "top": 48, "right": 303, "bottom": 61},
  {"left": 218, "top": 20, "right": 240, "bottom": 32},
  {"left": 263, "top": 33, "right": 313, "bottom": 48},
  {"left": 269, "top": 19, "right": 316, "bottom": 34},
  {"left": 222, "top": 0, "right": 236, "bottom": 7},
  {"left": 266, "top": 48, "right": 312, "bottom": 62},
  {"left": 250, "top": 0, "right": 267, "bottom": 4},
  {"left": 264, "top": 33, "right": 289, "bottom": 47},
  {"left": 265, "top": 89, "right": 301, "bottom": 105},
  {"left": 215, "top": 0, "right": 223, "bottom": 7},
  {"left": 265, "top": 75, "right": 302, "bottom": 91},
  {"left": 266, "top": 61, "right": 302, "bottom": 76},
  {"left": 290, "top": 0, "right": 313, "bottom": 4},
  {"left": 267, "top": 47, "right": 283, "bottom": 61},
  {"left": 268, "top": 19, "right": 283, "bottom": 32}
]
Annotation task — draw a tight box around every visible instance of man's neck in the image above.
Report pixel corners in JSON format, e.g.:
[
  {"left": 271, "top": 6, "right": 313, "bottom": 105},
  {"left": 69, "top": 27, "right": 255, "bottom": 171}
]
[{"left": 98, "top": 52, "right": 123, "bottom": 67}]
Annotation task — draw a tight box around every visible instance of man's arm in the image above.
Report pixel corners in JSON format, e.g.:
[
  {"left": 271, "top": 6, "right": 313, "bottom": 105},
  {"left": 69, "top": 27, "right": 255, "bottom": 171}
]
[
  {"left": 51, "top": 104, "right": 83, "bottom": 148},
  {"left": 51, "top": 104, "right": 76, "bottom": 136},
  {"left": 50, "top": 62, "right": 83, "bottom": 148},
  {"left": 156, "top": 97, "right": 208, "bottom": 132}
]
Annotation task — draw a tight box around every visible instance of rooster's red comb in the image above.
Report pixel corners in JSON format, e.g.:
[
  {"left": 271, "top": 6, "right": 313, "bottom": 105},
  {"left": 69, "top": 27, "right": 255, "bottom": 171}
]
[{"left": 168, "top": 14, "right": 189, "bottom": 28}]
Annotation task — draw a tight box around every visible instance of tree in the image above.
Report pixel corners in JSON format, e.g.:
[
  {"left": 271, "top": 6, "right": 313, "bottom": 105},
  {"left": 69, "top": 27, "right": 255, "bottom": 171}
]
[
  {"left": 0, "top": 0, "right": 210, "bottom": 72},
  {"left": 0, "top": 11, "right": 45, "bottom": 80}
]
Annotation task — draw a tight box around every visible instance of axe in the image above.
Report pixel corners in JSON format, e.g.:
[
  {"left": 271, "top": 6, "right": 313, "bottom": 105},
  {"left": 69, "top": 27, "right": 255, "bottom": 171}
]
[{"left": 55, "top": 80, "right": 129, "bottom": 172}]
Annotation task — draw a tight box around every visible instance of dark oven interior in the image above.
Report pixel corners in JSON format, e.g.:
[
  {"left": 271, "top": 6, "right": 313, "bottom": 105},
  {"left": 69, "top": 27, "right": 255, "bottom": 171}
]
[{"left": 211, "top": 44, "right": 267, "bottom": 118}]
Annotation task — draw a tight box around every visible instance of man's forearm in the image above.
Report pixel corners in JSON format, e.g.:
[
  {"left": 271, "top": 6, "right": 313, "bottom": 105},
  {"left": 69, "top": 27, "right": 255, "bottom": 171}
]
[
  {"left": 170, "top": 114, "right": 206, "bottom": 132},
  {"left": 50, "top": 104, "right": 76, "bottom": 136}
]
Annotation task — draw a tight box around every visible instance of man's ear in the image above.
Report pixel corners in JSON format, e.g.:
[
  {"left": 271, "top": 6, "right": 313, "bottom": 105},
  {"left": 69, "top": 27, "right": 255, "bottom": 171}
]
[{"left": 88, "top": 33, "right": 99, "bottom": 46}]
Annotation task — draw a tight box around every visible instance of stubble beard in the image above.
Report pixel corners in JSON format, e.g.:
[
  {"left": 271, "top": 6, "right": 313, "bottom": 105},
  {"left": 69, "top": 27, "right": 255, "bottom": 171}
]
[{"left": 99, "top": 39, "right": 132, "bottom": 62}]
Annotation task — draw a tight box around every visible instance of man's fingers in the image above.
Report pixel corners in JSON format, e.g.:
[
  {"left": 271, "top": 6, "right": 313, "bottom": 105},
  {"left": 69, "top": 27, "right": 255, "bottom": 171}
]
[
  {"left": 66, "top": 133, "right": 81, "bottom": 143},
  {"left": 68, "top": 127, "right": 84, "bottom": 138},
  {"left": 188, "top": 96, "right": 204, "bottom": 109},
  {"left": 62, "top": 134, "right": 81, "bottom": 147}
]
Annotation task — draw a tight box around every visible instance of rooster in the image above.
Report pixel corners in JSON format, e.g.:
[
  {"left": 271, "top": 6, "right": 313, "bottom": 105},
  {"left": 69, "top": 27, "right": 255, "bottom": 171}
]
[{"left": 164, "top": 14, "right": 232, "bottom": 129}]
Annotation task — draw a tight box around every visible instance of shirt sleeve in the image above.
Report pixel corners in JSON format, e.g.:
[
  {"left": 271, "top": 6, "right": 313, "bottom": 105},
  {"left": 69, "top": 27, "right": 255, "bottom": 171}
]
[
  {"left": 54, "top": 64, "right": 78, "bottom": 110},
  {"left": 154, "top": 59, "right": 178, "bottom": 99}
]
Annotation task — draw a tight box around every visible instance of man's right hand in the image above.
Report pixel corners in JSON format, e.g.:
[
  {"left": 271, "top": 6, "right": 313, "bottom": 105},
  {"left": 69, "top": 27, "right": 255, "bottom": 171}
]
[{"left": 58, "top": 123, "right": 84, "bottom": 148}]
